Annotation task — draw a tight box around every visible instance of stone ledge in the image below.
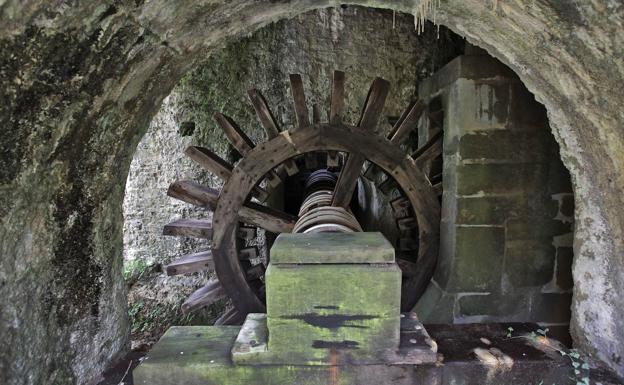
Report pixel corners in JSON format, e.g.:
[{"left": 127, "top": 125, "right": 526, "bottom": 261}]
[
  {"left": 270, "top": 232, "right": 395, "bottom": 264},
  {"left": 132, "top": 323, "right": 607, "bottom": 385}
]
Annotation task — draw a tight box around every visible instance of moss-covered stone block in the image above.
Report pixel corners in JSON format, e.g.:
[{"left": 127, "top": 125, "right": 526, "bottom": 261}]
[
  {"left": 270, "top": 232, "right": 395, "bottom": 264},
  {"left": 265, "top": 262, "right": 401, "bottom": 359}
]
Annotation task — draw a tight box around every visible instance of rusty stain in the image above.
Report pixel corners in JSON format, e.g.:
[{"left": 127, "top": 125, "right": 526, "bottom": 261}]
[{"left": 329, "top": 348, "right": 338, "bottom": 385}]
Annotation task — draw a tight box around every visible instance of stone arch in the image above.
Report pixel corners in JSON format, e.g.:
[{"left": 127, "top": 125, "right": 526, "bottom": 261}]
[{"left": 1, "top": 1, "right": 622, "bottom": 383}]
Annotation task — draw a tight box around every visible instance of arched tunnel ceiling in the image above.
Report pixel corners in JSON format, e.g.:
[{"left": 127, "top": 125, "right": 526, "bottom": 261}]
[{"left": 0, "top": 0, "right": 623, "bottom": 383}]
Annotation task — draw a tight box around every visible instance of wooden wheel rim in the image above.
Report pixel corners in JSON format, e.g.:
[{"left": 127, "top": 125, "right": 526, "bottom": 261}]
[{"left": 212, "top": 123, "right": 441, "bottom": 314}]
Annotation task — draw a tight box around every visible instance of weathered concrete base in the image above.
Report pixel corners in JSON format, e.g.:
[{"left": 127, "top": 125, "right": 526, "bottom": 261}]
[
  {"left": 132, "top": 323, "right": 610, "bottom": 385},
  {"left": 231, "top": 313, "right": 437, "bottom": 366}
]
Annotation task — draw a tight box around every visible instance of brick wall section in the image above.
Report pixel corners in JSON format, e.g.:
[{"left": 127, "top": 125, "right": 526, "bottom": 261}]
[{"left": 414, "top": 50, "right": 574, "bottom": 330}]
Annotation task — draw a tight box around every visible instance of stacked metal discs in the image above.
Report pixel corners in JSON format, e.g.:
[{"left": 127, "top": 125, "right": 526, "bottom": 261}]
[{"left": 293, "top": 169, "right": 362, "bottom": 233}]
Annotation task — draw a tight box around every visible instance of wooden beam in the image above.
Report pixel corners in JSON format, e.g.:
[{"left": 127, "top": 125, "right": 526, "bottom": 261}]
[
  {"left": 165, "top": 251, "right": 214, "bottom": 276},
  {"left": 327, "top": 151, "right": 340, "bottom": 168},
  {"left": 389, "top": 99, "right": 426, "bottom": 145},
  {"left": 331, "top": 153, "right": 365, "bottom": 208},
  {"left": 399, "top": 237, "right": 419, "bottom": 251},
  {"left": 247, "top": 89, "right": 280, "bottom": 139},
  {"left": 397, "top": 217, "right": 418, "bottom": 231},
  {"left": 181, "top": 149, "right": 268, "bottom": 202},
  {"left": 396, "top": 257, "right": 419, "bottom": 278},
  {"left": 247, "top": 89, "right": 299, "bottom": 176},
  {"left": 432, "top": 182, "right": 443, "bottom": 196},
  {"left": 412, "top": 129, "right": 443, "bottom": 174},
  {"left": 357, "top": 77, "right": 390, "bottom": 131},
  {"left": 289, "top": 74, "right": 309, "bottom": 130},
  {"left": 214, "top": 307, "right": 243, "bottom": 326},
  {"left": 181, "top": 279, "right": 226, "bottom": 314},
  {"left": 329, "top": 70, "right": 346, "bottom": 125},
  {"left": 246, "top": 264, "right": 264, "bottom": 281},
  {"left": 213, "top": 112, "right": 254, "bottom": 156},
  {"left": 214, "top": 112, "right": 282, "bottom": 192},
  {"left": 238, "top": 226, "right": 257, "bottom": 239},
  {"left": 163, "top": 219, "right": 213, "bottom": 239},
  {"left": 378, "top": 175, "right": 398, "bottom": 194},
  {"left": 239, "top": 201, "right": 297, "bottom": 233},
  {"left": 167, "top": 180, "right": 219, "bottom": 210},
  {"left": 239, "top": 246, "right": 259, "bottom": 260},
  {"left": 185, "top": 146, "right": 232, "bottom": 181}
]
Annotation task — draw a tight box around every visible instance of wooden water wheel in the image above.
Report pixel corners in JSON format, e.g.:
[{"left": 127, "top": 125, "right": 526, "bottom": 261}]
[{"left": 163, "top": 71, "right": 443, "bottom": 324}]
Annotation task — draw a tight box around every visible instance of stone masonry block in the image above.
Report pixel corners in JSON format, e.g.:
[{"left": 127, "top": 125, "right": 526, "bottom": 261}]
[
  {"left": 418, "top": 55, "right": 517, "bottom": 98},
  {"left": 265, "top": 263, "right": 401, "bottom": 319},
  {"left": 444, "top": 226, "right": 505, "bottom": 292},
  {"left": 505, "top": 240, "right": 556, "bottom": 288},
  {"left": 457, "top": 292, "right": 531, "bottom": 319},
  {"left": 456, "top": 163, "right": 547, "bottom": 196},
  {"left": 531, "top": 293, "right": 572, "bottom": 323},
  {"left": 445, "top": 79, "right": 511, "bottom": 133},
  {"left": 265, "top": 232, "right": 402, "bottom": 361},
  {"left": 270, "top": 232, "right": 394, "bottom": 264},
  {"left": 506, "top": 218, "right": 572, "bottom": 242},
  {"left": 456, "top": 196, "right": 529, "bottom": 226},
  {"left": 435, "top": 219, "right": 456, "bottom": 288},
  {"left": 458, "top": 130, "right": 552, "bottom": 162}
]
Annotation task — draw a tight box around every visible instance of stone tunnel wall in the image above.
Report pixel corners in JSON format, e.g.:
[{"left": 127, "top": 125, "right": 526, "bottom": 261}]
[{"left": 1, "top": 1, "right": 623, "bottom": 384}]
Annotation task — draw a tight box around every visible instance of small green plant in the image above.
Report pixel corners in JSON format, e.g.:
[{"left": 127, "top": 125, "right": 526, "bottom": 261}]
[
  {"left": 560, "top": 349, "right": 590, "bottom": 385},
  {"left": 123, "top": 259, "right": 151, "bottom": 282},
  {"left": 506, "top": 326, "right": 514, "bottom": 338}
]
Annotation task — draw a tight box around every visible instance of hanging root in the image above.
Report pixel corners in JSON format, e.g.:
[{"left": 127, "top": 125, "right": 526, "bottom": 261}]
[{"left": 413, "top": 0, "right": 441, "bottom": 34}]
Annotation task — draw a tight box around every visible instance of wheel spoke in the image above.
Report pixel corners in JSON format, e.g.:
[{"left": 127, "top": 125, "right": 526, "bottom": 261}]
[
  {"left": 213, "top": 112, "right": 254, "bottom": 156},
  {"left": 239, "top": 246, "right": 259, "bottom": 260},
  {"left": 412, "top": 129, "right": 443, "bottom": 175},
  {"left": 289, "top": 74, "right": 309, "bottom": 130},
  {"left": 331, "top": 153, "right": 365, "bottom": 208},
  {"left": 165, "top": 250, "right": 214, "bottom": 276},
  {"left": 182, "top": 279, "right": 226, "bottom": 314},
  {"left": 214, "top": 307, "right": 243, "bottom": 325},
  {"left": 183, "top": 148, "right": 268, "bottom": 202},
  {"left": 239, "top": 201, "right": 297, "bottom": 233},
  {"left": 329, "top": 70, "right": 346, "bottom": 125},
  {"left": 185, "top": 146, "right": 232, "bottom": 180},
  {"left": 248, "top": 88, "right": 299, "bottom": 175},
  {"left": 168, "top": 180, "right": 219, "bottom": 210},
  {"left": 163, "top": 218, "right": 213, "bottom": 239},
  {"left": 388, "top": 99, "right": 426, "bottom": 145},
  {"left": 248, "top": 88, "right": 280, "bottom": 138},
  {"left": 357, "top": 77, "right": 390, "bottom": 131}
]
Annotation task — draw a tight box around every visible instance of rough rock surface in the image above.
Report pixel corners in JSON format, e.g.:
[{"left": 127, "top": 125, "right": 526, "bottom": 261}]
[{"left": 0, "top": 1, "right": 623, "bottom": 384}]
